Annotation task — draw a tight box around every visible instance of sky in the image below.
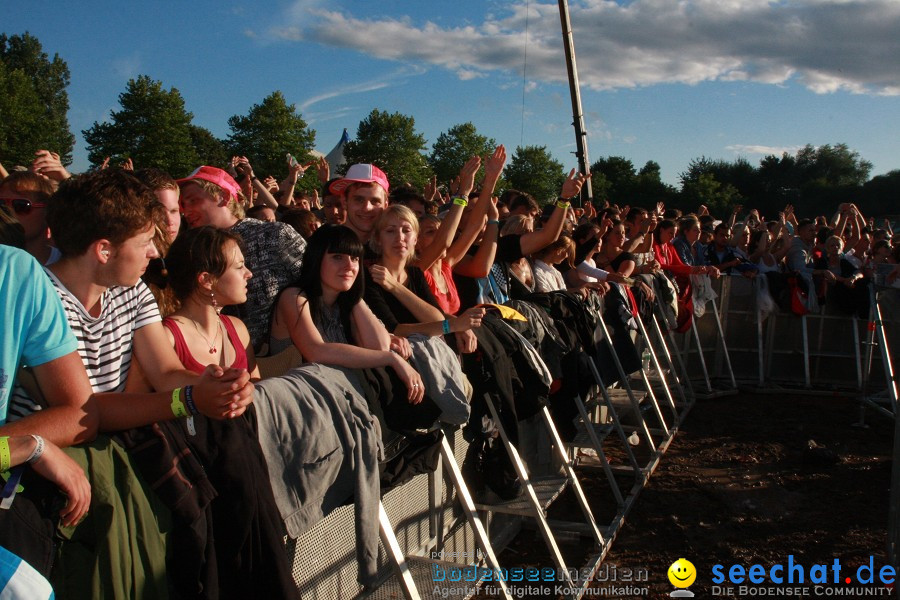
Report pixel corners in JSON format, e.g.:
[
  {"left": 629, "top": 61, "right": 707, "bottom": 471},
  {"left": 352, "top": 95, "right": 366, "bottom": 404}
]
[{"left": 5, "top": 0, "right": 900, "bottom": 186}]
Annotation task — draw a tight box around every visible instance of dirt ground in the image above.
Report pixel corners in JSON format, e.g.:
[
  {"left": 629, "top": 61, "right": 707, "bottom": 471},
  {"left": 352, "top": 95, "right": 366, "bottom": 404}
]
[{"left": 473, "top": 392, "right": 896, "bottom": 599}]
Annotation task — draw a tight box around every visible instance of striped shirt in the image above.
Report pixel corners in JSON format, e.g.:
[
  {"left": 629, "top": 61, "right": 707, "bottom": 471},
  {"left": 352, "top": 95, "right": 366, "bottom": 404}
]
[{"left": 8, "top": 271, "right": 160, "bottom": 420}]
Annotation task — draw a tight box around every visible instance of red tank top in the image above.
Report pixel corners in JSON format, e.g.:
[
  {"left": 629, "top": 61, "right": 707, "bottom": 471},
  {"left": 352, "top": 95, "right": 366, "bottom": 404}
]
[{"left": 162, "top": 315, "right": 249, "bottom": 374}]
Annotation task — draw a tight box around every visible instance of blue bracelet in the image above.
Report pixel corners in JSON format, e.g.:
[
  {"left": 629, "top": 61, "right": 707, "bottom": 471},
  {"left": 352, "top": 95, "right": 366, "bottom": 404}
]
[
  {"left": 442, "top": 319, "right": 451, "bottom": 335},
  {"left": 184, "top": 385, "right": 199, "bottom": 416}
]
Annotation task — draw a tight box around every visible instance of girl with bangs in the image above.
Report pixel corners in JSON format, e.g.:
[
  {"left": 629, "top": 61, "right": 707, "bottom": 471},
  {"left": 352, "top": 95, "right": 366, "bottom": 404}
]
[{"left": 270, "top": 225, "right": 425, "bottom": 403}]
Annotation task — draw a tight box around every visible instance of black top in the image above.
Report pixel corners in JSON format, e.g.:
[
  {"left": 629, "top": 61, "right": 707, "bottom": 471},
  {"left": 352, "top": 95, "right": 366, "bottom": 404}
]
[
  {"left": 610, "top": 252, "right": 636, "bottom": 272},
  {"left": 364, "top": 266, "right": 442, "bottom": 332}
]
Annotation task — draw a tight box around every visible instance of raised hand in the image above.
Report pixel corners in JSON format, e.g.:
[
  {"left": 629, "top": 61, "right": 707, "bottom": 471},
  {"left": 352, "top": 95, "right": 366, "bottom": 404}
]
[
  {"left": 457, "top": 155, "right": 481, "bottom": 198},
  {"left": 316, "top": 156, "right": 330, "bottom": 184},
  {"left": 560, "top": 169, "right": 591, "bottom": 200},
  {"left": 32, "top": 150, "right": 72, "bottom": 181},
  {"left": 483, "top": 145, "right": 507, "bottom": 181},
  {"left": 424, "top": 175, "right": 438, "bottom": 201}
]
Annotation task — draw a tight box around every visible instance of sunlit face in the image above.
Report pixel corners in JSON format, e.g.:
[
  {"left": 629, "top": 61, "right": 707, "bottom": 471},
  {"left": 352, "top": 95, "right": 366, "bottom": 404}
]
[
  {"left": 0, "top": 183, "right": 47, "bottom": 242},
  {"left": 378, "top": 214, "right": 417, "bottom": 262},
  {"left": 320, "top": 251, "right": 359, "bottom": 295},
  {"left": 345, "top": 184, "right": 386, "bottom": 237},
  {"left": 211, "top": 240, "right": 252, "bottom": 305},
  {"left": 825, "top": 238, "right": 843, "bottom": 257},
  {"left": 607, "top": 225, "right": 626, "bottom": 248},
  {"left": 107, "top": 222, "right": 159, "bottom": 287},
  {"left": 417, "top": 219, "right": 439, "bottom": 253},
  {"left": 298, "top": 198, "right": 311, "bottom": 211},
  {"left": 155, "top": 188, "right": 182, "bottom": 242},
  {"left": 179, "top": 183, "right": 233, "bottom": 229},
  {"left": 684, "top": 223, "right": 701, "bottom": 243}
]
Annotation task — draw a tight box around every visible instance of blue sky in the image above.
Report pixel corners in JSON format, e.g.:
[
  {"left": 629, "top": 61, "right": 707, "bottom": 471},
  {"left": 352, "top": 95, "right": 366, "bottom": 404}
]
[{"left": 5, "top": 0, "right": 900, "bottom": 185}]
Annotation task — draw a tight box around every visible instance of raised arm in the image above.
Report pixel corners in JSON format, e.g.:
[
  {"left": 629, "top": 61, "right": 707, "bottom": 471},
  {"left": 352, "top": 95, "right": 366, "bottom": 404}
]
[
  {"left": 416, "top": 155, "right": 481, "bottom": 271},
  {"left": 445, "top": 145, "right": 507, "bottom": 268},
  {"left": 454, "top": 197, "right": 500, "bottom": 278},
  {"left": 235, "top": 157, "right": 278, "bottom": 209},
  {"left": 519, "top": 169, "right": 590, "bottom": 256}
]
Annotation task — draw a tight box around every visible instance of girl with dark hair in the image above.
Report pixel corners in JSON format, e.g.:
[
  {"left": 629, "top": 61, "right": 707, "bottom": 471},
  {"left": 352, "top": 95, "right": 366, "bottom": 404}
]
[
  {"left": 270, "top": 225, "right": 425, "bottom": 403},
  {"left": 162, "top": 226, "right": 259, "bottom": 378}
]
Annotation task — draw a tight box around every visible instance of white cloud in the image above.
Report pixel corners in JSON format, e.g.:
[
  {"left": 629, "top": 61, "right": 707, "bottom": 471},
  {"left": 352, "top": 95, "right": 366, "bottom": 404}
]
[
  {"left": 298, "top": 65, "right": 426, "bottom": 114},
  {"left": 261, "top": 0, "right": 900, "bottom": 96},
  {"left": 726, "top": 144, "right": 803, "bottom": 156}
]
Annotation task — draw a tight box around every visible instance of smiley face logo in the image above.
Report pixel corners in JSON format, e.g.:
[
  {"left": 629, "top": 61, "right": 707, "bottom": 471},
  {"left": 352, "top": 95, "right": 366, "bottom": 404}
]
[{"left": 668, "top": 558, "right": 696, "bottom": 588}]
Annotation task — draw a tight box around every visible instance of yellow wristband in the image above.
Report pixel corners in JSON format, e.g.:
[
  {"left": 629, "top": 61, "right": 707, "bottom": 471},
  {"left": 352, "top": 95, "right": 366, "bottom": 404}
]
[
  {"left": 556, "top": 200, "right": 571, "bottom": 209},
  {"left": 0, "top": 437, "right": 10, "bottom": 472},
  {"left": 452, "top": 196, "right": 468, "bottom": 207},
  {"left": 171, "top": 388, "right": 188, "bottom": 419}
]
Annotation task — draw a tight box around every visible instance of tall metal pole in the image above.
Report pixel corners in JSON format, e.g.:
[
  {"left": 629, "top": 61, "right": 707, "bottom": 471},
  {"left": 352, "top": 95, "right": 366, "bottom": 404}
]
[{"left": 558, "top": 0, "right": 592, "bottom": 204}]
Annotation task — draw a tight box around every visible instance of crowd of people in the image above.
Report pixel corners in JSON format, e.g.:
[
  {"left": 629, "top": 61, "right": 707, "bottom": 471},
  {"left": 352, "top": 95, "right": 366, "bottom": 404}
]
[{"left": 0, "top": 146, "right": 898, "bottom": 598}]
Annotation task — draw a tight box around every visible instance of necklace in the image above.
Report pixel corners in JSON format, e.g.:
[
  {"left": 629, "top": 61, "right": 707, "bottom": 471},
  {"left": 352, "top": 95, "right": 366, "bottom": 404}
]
[{"left": 189, "top": 317, "right": 222, "bottom": 354}]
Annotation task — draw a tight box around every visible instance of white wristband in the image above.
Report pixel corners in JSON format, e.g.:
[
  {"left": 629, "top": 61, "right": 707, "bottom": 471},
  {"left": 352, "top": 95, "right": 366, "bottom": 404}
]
[{"left": 26, "top": 434, "right": 45, "bottom": 464}]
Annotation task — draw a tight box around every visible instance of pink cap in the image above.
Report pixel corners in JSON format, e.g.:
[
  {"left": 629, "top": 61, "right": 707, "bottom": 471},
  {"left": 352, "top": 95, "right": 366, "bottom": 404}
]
[
  {"left": 176, "top": 166, "right": 241, "bottom": 201},
  {"left": 329, "top": 164, "right": 389, "bottom": 196}
]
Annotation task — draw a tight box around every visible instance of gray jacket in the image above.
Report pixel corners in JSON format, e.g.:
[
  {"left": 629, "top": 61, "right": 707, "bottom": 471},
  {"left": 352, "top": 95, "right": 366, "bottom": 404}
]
[{"left": 253, "top": 364, "right": 382, "bottom": 586}]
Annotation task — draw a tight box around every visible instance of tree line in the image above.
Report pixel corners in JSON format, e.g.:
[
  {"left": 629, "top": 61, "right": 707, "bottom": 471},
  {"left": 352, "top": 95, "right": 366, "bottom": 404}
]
[{"left": 3, "top": 32, "right": 897, "bottom": 217}]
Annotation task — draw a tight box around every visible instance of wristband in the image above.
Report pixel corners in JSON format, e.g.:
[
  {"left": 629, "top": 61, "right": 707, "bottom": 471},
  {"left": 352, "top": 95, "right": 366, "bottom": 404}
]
[
  {"left": 25, "top": 435, "right": 44, "bottom": 464},
  {"left": 184, "top": 385, "right": 199, "bottom": 416},
  {"left": 0, "top": 437, "right": 10, "bottom": 473},
  {"left": 171, "top": 388, "right": 189, "bottom": 418},
  {"left": 487, "top": 219, "right": 500, "bottom": 226},
  {"left": 442, "top": 319, "right": 451, "bottom": 334},
  {"left": 452, "top": 196, "right": 468, "bottom": 207},
  {"left": 556, "top": 200, "right": 571, "bottom": 210}
]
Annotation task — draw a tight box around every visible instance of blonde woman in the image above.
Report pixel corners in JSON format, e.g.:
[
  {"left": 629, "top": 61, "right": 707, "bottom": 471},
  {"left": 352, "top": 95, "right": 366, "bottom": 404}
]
[{"left": 365, "top": 204, "right": 486, "bottom": 338}]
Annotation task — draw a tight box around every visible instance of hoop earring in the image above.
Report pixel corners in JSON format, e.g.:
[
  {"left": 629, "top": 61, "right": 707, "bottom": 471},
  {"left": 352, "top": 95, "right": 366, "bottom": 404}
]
[{"left": 211, "top": 292, "right": 221, "bottom": 315}]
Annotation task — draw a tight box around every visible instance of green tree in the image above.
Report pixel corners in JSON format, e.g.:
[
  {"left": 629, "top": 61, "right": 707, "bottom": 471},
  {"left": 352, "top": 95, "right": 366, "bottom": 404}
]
[
  {"left": 679, "top": 172, "right": 739, "bottom": 217},
  {"left": 189, "top": 125, "right": 229, "bottom": 168},
  {"left": 83, "top": 75, "right": 199, "bottom": 176},
  {"left": 590, "top": 156, "right": 637, "bottom": 204},
  {"left": 226, "top": 91, "right": 315, "bottom": 181},
  {"left": 795, "top": 143, "right": 872, "bottom": 187},
  {"left": 342, "top": 109, "right": 430, "bottom": 191},
  {"left": 505, "top": 145, "right": 565, "bottom": 203},
  {"left": 634, "top": 160, "right": 678, "bottom": 207},
  {"left": 0, "top": 32, "right": 74, "bottom": 165},
  {"left": 428, "top": 122, "right": 496, "bottom": 188}
]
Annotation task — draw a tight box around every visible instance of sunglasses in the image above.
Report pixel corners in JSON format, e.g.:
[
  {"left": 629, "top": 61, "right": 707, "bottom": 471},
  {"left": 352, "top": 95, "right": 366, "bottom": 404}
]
[{"left": 0, "top": 197, "right": 47, "bottom": 216}]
